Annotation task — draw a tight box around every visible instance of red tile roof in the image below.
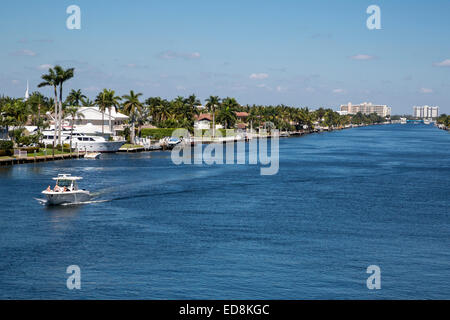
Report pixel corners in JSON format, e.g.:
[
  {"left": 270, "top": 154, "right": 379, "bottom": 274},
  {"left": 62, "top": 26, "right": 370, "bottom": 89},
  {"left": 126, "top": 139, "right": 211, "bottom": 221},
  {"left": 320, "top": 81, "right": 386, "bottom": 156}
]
[
  {"left": 196, "top": 113, "right": 212, "bottom": 121},
  {"left": 235, "top": 112, "right": 249, "bottom": 117}
]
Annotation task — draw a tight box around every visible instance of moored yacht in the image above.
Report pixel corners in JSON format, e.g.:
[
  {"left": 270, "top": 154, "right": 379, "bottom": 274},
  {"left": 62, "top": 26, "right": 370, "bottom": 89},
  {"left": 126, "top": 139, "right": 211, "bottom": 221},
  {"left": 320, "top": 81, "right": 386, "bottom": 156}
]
[{"left": 41, "top": 129, "right": 125, "bottom": 152}]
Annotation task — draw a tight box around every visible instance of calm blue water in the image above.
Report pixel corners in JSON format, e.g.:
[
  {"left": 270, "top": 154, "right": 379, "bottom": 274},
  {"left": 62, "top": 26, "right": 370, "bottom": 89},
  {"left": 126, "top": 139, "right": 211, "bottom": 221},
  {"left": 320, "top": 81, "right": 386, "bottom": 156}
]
[{"left": 0, "top": 124, "right": 449, "bottom": 299}]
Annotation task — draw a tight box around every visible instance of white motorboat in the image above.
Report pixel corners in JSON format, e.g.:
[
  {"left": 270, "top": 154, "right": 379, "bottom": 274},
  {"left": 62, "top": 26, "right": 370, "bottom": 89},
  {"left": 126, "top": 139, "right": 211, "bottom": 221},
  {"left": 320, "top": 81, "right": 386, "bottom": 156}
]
[
  {"left": 84, "top": 152, "right": 101, "bottom": 159},
  {"left": 41, "top": 130, "right": 125, "bottom": 152},
  {"left": 42, "top": 174, "right": 90, "bottom": 205}
]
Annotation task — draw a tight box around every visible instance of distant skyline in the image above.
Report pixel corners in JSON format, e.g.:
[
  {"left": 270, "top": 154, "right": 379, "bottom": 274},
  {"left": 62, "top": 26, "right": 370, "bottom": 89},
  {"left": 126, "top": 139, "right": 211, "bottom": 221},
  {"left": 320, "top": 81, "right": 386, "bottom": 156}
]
[{"left": 1, "top": 0, "right": 449, "bottom": 114}]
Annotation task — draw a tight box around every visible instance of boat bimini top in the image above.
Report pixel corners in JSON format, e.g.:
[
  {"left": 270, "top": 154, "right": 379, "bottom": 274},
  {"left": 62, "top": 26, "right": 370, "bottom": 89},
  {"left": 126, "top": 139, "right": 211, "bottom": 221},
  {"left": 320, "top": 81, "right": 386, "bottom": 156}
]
[{"left": 52, "top": 174, "right": 83, "bottom": 181}]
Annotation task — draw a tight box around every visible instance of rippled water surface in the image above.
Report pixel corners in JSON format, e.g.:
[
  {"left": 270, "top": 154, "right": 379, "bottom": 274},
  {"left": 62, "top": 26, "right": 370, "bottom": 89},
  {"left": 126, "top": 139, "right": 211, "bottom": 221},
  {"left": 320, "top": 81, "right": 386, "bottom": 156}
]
[{"left": 0, "top": 124, "right": 449, "bottom": 299}]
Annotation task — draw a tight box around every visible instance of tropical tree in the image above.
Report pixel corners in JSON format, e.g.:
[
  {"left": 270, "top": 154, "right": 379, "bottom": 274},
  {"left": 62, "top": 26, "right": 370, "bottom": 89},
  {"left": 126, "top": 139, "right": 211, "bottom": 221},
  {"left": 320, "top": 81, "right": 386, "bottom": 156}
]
[
  {"left": 122, "top": 90, "right": 143, "bottom": 143},
  {"left": 2, "top": 100, "right": 29, "bottom": 144},
  {"left": 205, "top": 96, "right": 221, "bottom": 136},
  {"left": 105, "top": 89, "right": 122, "bottom": 134},
  {"left": 55, "top": 65, "right": 74, "bottom": 144},
  {"left": 95, "top": 90, "right": 108, "bottom": 134},
  {"left": 26, "top": 92, "right": 48, "bottom": 129},
  {"left": 185, "top": 94, "right": 201, "bottom": 117},
  {"left": 66, "top": 89, "right": 86, "bottom": 107},
  {"left": 64, "top": 106, "right": 85, "bottom": 149},
  {"left": 218, "top": 98, "right": 239, "bottom": 129},
  {"left": 82, "top": 98, "right": 95, "bottom": 107},
  {"left": 38, "top": 67, "right": 60, "bottom": 146}
]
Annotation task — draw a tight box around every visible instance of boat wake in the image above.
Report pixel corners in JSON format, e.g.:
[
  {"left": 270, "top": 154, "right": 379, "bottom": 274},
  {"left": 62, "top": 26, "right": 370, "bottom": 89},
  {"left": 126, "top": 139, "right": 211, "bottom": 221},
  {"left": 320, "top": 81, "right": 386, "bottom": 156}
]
[{"left": 34, "top": 197, "right": 110, "bottom": 206}]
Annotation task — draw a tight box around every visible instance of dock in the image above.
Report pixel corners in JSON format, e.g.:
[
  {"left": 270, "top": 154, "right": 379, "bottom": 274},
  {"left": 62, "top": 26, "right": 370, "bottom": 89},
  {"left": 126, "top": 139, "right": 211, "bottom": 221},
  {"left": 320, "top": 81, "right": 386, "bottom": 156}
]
[{"left": 0, "top": 153, "right": 86, "bottom": 166}]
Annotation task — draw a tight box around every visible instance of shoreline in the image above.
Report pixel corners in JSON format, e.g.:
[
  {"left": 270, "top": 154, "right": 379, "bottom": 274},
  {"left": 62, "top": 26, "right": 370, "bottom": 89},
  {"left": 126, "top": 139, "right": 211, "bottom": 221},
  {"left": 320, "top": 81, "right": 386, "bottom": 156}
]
[
  {"left": 0, "top": 152, "right": 86, "bottom": 167},
  {"left": 0, "top": 122, "right": 419, "bottom": 166}
]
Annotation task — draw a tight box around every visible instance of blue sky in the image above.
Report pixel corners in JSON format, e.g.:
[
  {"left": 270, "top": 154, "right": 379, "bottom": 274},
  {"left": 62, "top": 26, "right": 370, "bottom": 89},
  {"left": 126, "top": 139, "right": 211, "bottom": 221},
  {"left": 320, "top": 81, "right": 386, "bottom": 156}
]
[{"left": 1, "top": 0, "right": 449, "bottom": 114}]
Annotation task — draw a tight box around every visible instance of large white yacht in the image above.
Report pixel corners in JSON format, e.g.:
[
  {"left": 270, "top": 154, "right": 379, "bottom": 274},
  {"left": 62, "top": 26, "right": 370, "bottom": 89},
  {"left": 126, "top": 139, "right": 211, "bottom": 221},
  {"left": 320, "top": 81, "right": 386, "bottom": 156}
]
[
  {"left": 42, "top": 174, "right": 90, "bottom": 205},
  {"left": 41, "top": 130, "right": 125, "bottom": 152}
]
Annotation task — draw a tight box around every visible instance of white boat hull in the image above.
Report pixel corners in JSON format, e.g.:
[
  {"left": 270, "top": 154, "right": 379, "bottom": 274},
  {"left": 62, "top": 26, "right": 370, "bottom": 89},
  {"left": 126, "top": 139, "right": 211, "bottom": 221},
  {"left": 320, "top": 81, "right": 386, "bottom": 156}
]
[
  {"left": 43, "top": 191, "right": 91, "bottom": 205},
  {"left": 42, "top": 139, "right": 125, "bottom": 152},
  {"left": 73, "top": 140, "right": 125, "bottom": 152}
]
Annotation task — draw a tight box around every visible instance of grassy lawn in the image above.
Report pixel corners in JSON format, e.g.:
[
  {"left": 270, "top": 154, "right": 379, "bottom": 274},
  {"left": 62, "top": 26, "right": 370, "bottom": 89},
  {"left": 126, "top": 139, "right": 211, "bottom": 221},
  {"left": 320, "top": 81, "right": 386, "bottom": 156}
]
[
  {"left": 33, "top": 148, "right": 72, "bottom": 156},
  {"left": 120, "top": 144, "right": 144, "bottom": 149}
]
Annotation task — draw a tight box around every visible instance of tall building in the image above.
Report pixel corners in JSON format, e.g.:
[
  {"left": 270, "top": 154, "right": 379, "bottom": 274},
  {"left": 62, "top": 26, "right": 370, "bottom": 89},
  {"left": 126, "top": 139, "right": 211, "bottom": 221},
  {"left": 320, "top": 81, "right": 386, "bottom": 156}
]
[
  {"left": 413, "top": 106, "right": 439, "bottom": 118},
  {"left": 339, "top": 102, "right": 391, "bottom": 117}
]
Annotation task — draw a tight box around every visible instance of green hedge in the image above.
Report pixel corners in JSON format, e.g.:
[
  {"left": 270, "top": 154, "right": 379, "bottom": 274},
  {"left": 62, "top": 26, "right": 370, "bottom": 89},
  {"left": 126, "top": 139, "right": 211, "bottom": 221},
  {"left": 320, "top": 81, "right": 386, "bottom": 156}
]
[
  {"left": 18, "top": 146, "right": 40, "bottom": 153},
  {"left": 0, "top": 149, "right": 13, "bottom": 157},
  {"left": 141, "top": 128, "right": 184, "bottom": 140},
  {"left": 0, "top": 140, "right": 13, "bottom": 151},
  {"left": 140, "top": 128, "right": 242, "bottom": 139}
]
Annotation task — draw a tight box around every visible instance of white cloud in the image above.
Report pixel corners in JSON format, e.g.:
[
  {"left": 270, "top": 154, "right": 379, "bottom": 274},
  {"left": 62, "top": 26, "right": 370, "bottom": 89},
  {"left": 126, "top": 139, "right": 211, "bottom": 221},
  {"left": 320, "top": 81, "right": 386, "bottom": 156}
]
[
  {"left": 11, "top": 49, "right": 37, "bottom": 57},
  {"left": 350, "top": 54, "right": 374, "bottom": 60},
  {"left": 249, "top": 73, "right": 269, "bottom": 80},
  {"left": 37, "top": 64, "right": 54, "bottom": 70},
  {"left": 158, "top": 51, "right": 201, "bottom": 60},
  {"left": 256, "top": 83, "right": 272, "bottom": 91},
  {"left": 433, "top": 59, "right": 450, "bottom": 67},
  {"left": 276, "top": 85, "right": 286, "bottom": 92},
  {"left": 419, "top": 88, "right": 433, "bottom": 94},
  {"left": 332, "top": 88, "right": 345, "bottom": 94}
]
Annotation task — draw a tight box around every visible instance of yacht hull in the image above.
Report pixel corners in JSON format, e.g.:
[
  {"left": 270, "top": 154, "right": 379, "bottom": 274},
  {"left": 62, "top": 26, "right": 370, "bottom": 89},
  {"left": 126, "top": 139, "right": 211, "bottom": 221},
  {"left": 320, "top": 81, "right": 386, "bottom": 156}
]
[
  {"left": 72, "top": 140, "right": 125, "bottom": 152},
  {"left": 42, "top": 139, "right": 125, "bottom": 152},
  {"left": 43, "top": 191, "right": 91, "bottom": 205}
]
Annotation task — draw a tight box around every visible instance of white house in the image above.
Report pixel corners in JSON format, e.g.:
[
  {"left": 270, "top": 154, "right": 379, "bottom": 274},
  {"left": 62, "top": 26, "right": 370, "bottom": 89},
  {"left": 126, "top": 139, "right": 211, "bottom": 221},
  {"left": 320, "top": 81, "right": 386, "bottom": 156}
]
[
  {"left": 64, "top": 107, "right": 129, "bottom": 136},
  {"left": 194, "top": 114, "right": 212, "bottom": 130},
  {"left": 193, "top": 114, "right": 225, "bottom": 130}
]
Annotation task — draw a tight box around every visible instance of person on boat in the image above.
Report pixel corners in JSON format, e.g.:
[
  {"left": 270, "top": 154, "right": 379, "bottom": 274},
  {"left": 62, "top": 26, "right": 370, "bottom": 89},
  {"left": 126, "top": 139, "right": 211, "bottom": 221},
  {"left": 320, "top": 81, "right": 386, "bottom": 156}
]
[
  {"left": 54, "top": 184, "right": 61, "bottom": 192},
  {"left": 63, "top": 187, "right": 68, "bottom": 192},
  {"left": 46, "top": 186, "right": 51, "bottom": 192}
]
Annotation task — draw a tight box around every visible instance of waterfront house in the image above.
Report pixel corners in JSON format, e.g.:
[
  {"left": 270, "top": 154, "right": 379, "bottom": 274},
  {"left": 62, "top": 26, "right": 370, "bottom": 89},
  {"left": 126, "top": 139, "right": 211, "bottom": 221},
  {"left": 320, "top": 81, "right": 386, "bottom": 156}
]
[
  {"left": 64, "top": 106, "right": 129, "bottom": 136},
  {"left": 235, "top": 112, "right": 249, "bottom": 123},
  {"left": 194, "top": 114, "right": 212, "bottom": 130},
  {"left": 194, "top": 114, "right": 224, "bottom": 130}
]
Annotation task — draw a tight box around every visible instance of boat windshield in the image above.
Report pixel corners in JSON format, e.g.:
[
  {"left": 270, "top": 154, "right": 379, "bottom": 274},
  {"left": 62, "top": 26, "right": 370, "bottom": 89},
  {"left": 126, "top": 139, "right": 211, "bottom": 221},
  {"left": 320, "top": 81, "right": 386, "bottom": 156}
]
[{"left": 56, "top": 179, "right": 72, "bottom": 188}]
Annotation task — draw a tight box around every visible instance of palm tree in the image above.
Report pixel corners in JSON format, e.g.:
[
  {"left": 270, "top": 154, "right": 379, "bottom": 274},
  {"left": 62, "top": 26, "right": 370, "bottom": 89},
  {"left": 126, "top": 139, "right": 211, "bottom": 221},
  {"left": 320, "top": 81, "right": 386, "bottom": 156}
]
[
  {"left": 55, "top": 66, "right": 74, "bottom": 145},
  {"left": 157, "top": 102, "right": 172, "bottom": 123},
  {"left": 95, "top": 90, "right": 108, "bottom": 134},
  {"left": 122, "top": 90, "right": 143, "bottom": 143},
  {"left": 219, "top": 97, "right": 239, "bottom": 129},
  {"left": 66, "top": 89, "right": 86, "bottom": 107},
  {"left": 105, "top": 89, "right": 122, "bottom": 134},
  {"left": 65, "top": 106, "right": 85, "bottom": 149},
  {"left": 38, "top": 67, "right": 60, "bottom": 147},
  {"left": 205, "top": 96, "right": 220, "bottom": 137},
  {"left": 82, "top": 98, "right": 95, "bottom": 107},
  {"left": 217, "top": 105, "right": 237, "bottom": 129},
  {"left": 186, "top": 94, "right": 201, "bottom": 116},
  {"left": 26, "top": 92, "right": 47, "bottom": 128}
]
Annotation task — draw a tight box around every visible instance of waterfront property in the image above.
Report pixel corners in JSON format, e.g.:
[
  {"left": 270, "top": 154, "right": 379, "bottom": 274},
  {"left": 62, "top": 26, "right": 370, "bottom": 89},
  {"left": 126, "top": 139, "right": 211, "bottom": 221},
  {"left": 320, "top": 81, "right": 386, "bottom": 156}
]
[
  {"left": 339, "top": 102, "right": 391, "bottom": 117},
  {"left": 64, "top": 106, "right": 129, "bottom": 136},
  {"left": 413, "top": 105, "right": 439, "bottom": 119}
]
